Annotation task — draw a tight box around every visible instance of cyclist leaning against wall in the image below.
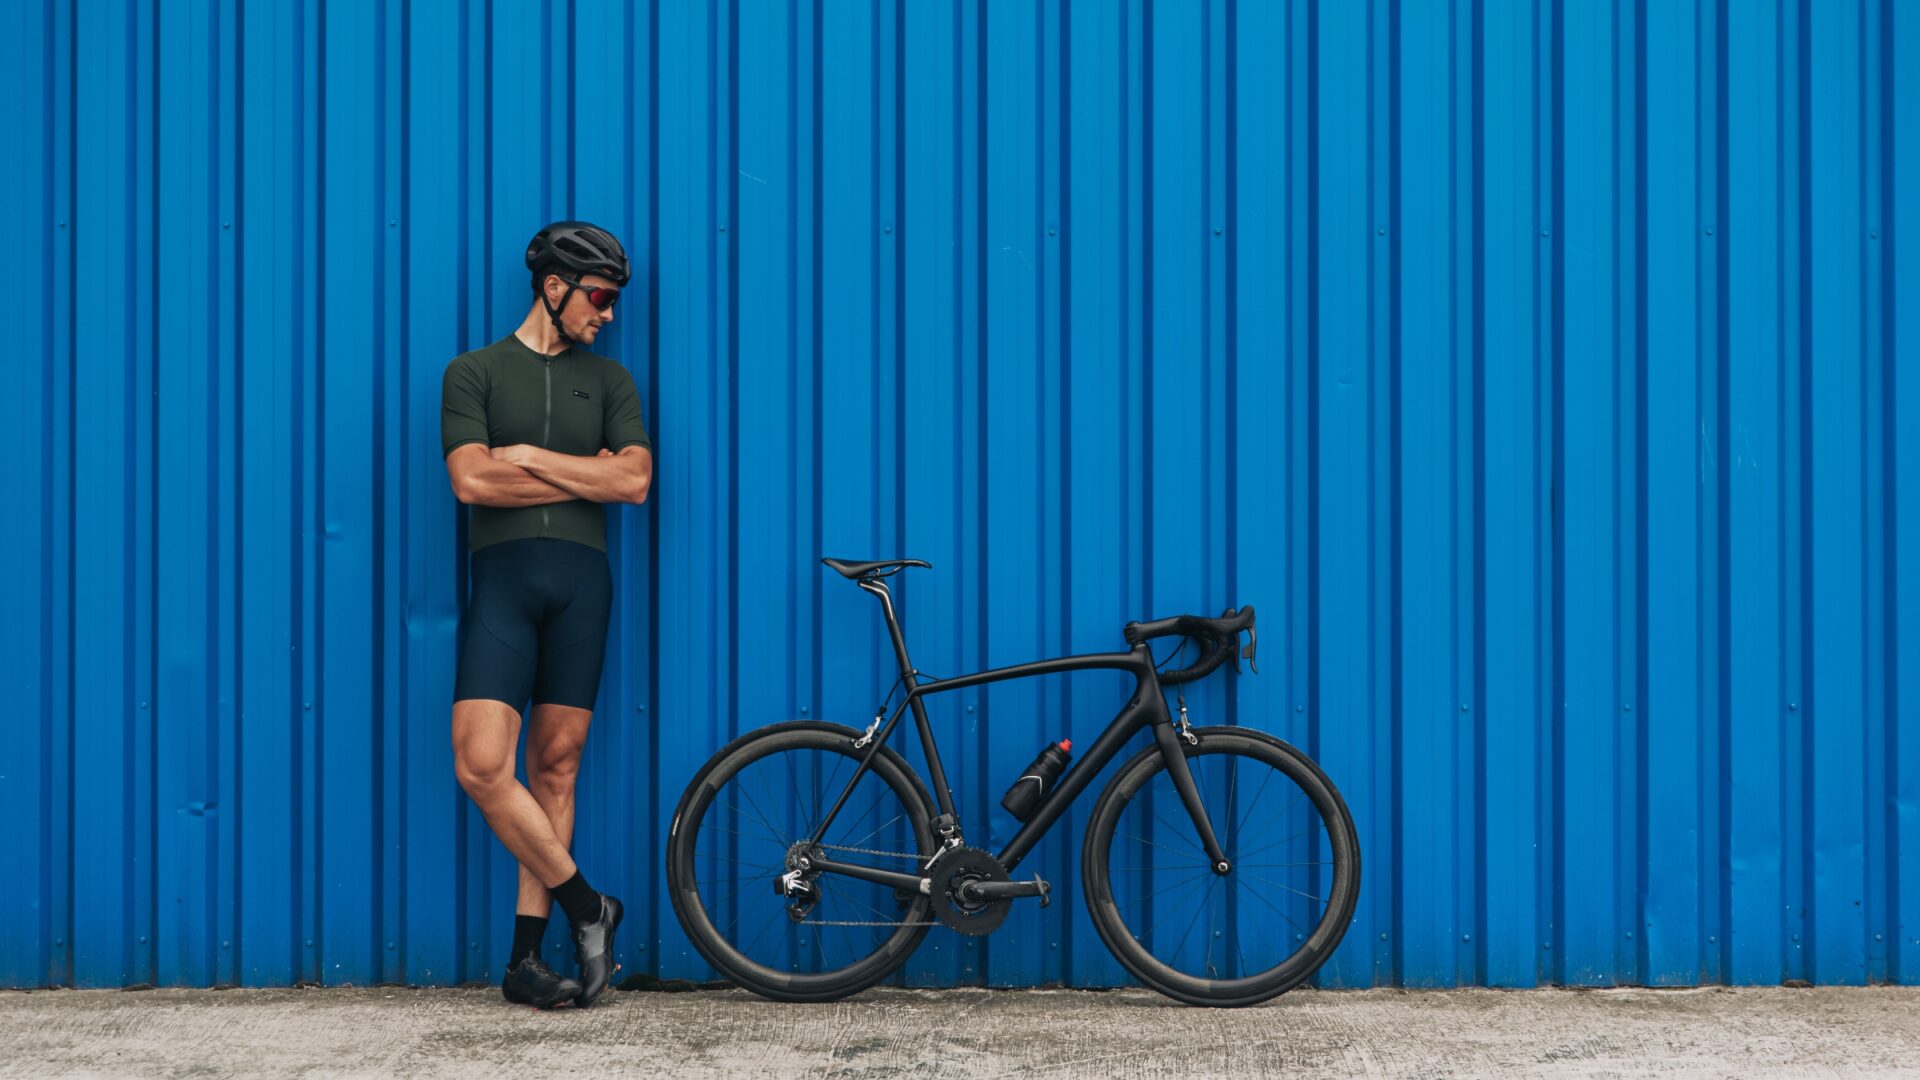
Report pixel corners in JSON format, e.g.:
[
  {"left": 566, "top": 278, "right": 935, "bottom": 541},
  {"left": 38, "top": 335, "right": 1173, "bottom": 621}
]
[{"left": 441, "top": 221, "right": 653, "bottom": 1009}]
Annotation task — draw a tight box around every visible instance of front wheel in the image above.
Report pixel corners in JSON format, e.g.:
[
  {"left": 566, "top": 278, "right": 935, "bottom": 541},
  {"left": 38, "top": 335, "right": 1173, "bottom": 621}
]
[{"left": 1082, "top": 726, "right": 1361, "bottom": 1007}]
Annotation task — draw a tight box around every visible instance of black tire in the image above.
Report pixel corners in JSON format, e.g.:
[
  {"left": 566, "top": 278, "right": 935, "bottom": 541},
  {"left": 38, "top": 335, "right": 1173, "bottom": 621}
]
[
  {"left": 666, "top": 722, "right": 939, "bottom": 1002},
  {"left": 1081, "top": 726, "right": 1360, "bottom": 1007}
]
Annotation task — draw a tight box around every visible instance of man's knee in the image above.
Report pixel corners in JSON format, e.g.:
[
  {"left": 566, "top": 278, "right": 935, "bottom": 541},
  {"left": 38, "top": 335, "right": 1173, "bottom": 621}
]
[
  {"left": 452, "top": 699, "right": 522, "bottom": 800},
  {"left": 527, "top": 742, "right": 584, "bottom": 797},
  {"left": 527, "top": 705, "right": 591, "bottom": 797},
  {"left": 455, "top": 748, "right": 515, "bottom": 800}
]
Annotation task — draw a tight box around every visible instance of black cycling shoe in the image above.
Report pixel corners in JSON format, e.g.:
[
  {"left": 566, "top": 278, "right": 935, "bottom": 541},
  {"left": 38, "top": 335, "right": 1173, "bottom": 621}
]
[
  {"left": 570, "top": 894, "right": 624, "bottom": 1008},
  {"left": 501, "top": 954, "right": 583, "bottom": 1009}
]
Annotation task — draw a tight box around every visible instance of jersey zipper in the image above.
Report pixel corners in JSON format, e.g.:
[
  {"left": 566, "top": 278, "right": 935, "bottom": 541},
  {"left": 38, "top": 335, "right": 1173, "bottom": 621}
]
[{"left": 541, "top": 357, "right": 552, "bottom": 533}]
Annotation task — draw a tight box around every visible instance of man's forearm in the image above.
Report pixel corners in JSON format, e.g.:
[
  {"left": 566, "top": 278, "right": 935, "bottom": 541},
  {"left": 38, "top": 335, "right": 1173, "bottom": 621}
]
[
  {"left": 463, "top": 460, "right": 582, "bottom": 507},
  {"left": 517, "top": 447, "right": 649, "bottom": 504}
]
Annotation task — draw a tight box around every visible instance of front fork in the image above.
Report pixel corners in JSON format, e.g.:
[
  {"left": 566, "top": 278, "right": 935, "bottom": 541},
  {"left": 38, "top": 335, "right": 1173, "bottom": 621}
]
[{"left": 1153, "top": 704, "right": 1232, "bottom": 874}]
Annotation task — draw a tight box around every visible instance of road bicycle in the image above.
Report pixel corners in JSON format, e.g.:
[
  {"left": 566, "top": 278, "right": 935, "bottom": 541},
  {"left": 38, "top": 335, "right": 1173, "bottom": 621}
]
[{"left": 666, "top": 558, "right": 1360, "bottom": 1006}]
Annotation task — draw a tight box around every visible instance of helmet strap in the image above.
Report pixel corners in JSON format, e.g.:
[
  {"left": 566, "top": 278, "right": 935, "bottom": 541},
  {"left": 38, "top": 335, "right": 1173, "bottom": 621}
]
[{"left": 538, "top": 277, "right": 580, "bottom": 347}]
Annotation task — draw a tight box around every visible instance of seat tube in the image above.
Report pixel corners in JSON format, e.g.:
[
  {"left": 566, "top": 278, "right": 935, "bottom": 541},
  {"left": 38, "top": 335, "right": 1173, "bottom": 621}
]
[{"left": 859, "top": 580, "right": 960, "bottom": 824}]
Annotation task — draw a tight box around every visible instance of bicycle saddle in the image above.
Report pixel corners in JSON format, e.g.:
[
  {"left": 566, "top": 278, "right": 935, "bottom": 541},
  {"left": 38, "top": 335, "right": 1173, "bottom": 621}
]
[{"left": 821, "top": 557, "right": 931, "bottom": 580}]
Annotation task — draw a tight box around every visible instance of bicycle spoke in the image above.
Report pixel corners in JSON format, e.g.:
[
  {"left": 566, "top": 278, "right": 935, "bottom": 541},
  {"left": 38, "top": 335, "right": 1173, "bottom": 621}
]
[
  {"left": 1233, "top": 788, "right": 1304, "bottom": 847},
  {"left": 1237, "top": 825, "right": 1315, "bottom": 861},
  {"left": 1230, "top": 765, "right": 1277, "bottom": 838},
  {"left": 1115, "top": 830, "right": 1212, "bottom": 862},
  {"left": 1204, "top": 882, "right": 1222, "bottom": 978},
  {"left": 738, "top": 902, "right": 786, "bottom": 959},
  {"left": 709, "top": 823, "right": 789, "bottom": 848},
  {"left": 802, "top": 753, "right": 852, "bottom": 840},
  {"left": 717, "top": 798, "right": 787, "bottom": 844},
  {"left": 840, "top": 811, "right": 908, "bottom": 853},
  {"left": 821, "top": 791, "right": 887, "bottom": 849},
  {"left": 693, "top": 873, "right": 780, "bottom": 887},
  {"left": 714, "top": 867, "right": 781, "bottom": 914},
  {"left": 691, "top": 851, "right": 781, "bottom": 870},
  {"left": 1223, "top": 760, "right": 1237, "bottom": 840},
  {"left": 1145, "top": 805, "right": 1207, "bottom": 858},
  {"left": 1169, "top": 875, "right": 1218, "bottom": 960},
  {"left": 735, "top": 779, "right": 787, "bottom": 848},
  {"left": 824, "top": 882, "right": 898, "bottom": 925},
  {"left": 784, "top": 746, "right": 802, "bottom": 832},
  {"left": 1122, "top": 869, "right": 1217, "bottom": 911},
  {"left": 1238, "top": 870, "right": 1329, "bottom": 906},
  {"left": 1240, "top": 879, "right": 1312, "bottom": 938}
]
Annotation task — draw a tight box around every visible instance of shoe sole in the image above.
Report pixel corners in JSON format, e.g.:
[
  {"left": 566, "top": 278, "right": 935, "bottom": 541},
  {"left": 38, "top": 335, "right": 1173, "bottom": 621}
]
[{"left": 504, "top": 985, "right": 581, "bottom": 1010}]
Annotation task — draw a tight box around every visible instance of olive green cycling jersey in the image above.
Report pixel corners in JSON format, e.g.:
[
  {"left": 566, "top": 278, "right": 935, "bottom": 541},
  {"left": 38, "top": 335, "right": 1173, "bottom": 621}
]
[{"left": 441, "top": 332, "right": 652, "bottom": 553}]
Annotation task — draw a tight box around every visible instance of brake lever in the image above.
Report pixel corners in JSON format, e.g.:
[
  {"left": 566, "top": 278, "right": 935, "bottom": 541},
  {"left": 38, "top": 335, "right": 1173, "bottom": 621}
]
[{"left": 1240, "top": 622, "right": 1259, "bottom": 675}]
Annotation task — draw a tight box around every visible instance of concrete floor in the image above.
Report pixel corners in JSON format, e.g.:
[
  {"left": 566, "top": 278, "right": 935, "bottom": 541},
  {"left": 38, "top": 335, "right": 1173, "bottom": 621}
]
[{"left": 1, "top": 983, "right": 1916, "bottom": 1078}]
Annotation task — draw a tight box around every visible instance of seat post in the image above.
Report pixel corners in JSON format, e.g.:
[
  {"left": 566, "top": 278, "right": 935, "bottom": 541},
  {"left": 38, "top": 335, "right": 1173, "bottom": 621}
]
[{"left": 857, "top": 578, "right": 917, "bottom": 683}]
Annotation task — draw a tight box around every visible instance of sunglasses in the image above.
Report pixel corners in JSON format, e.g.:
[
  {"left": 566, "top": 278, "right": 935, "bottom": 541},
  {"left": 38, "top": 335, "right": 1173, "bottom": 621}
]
[{"left": 559, "top": 276, "right": 621, "bottom": 311}]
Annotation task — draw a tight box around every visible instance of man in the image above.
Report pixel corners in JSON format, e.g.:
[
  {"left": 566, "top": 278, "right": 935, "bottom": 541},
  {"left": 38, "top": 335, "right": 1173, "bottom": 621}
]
[{"left": 441, "top": 221, "right": 653, "bottom": 1009}]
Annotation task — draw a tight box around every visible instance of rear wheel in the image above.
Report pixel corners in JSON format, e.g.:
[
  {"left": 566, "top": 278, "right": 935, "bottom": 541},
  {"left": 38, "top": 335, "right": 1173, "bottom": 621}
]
[
  {"left": 1081, "top": 727, "right": 1360, "bottom": 1006},
  {"left": 667, "top": 722, "right": 939, "bottom": 1002}
]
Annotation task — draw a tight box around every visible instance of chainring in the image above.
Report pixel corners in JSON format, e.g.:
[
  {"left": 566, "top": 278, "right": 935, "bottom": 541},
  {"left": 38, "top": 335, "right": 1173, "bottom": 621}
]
[{"left": 927, "top": 846, "right": 1011, "bottom": 936}]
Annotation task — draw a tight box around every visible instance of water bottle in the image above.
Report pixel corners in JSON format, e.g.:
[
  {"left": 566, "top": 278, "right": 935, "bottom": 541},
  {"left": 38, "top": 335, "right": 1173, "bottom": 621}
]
[{"left": 1000, "top": 739, "right": 1073, "bottom": 822}]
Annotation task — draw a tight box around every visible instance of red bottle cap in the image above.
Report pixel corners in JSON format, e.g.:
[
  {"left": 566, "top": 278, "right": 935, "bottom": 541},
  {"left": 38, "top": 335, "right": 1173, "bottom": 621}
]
[{"left": 1058, "top": 739, "right": 1072, "bottom": 751}]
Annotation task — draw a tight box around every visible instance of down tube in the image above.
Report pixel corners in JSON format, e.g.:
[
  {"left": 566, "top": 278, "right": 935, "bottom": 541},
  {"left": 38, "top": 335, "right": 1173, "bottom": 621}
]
[{"left": 996, "top": 686, "right": 1165, "bottom": 872}]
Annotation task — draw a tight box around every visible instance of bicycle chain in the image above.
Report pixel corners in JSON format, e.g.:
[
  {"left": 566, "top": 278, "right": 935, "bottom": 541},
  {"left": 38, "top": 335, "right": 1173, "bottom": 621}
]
[
  {"left": 803, "top": 919, "right": 938, "bottom": 926},
  {"left": 815, "top": 843, "right": 926, "bottom": 862}
]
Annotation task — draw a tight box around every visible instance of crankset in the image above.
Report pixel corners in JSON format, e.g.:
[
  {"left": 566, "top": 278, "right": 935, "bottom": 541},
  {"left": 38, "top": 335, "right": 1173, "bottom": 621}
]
[{"left": 926, "top": 846, "right": 1051, "bottom": 936}]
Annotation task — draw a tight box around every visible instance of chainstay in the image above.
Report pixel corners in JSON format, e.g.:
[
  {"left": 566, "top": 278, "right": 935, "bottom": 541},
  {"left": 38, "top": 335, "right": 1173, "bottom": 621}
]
[{"left": 795, "top": 844, "right": 935, "bottom": 926}]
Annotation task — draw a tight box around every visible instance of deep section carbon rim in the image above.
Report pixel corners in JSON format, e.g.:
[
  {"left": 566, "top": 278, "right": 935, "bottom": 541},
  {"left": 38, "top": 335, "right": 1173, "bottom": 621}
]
[
  {"left": 669, "top": 727, "right": 937, "bottom": 1000},
  {"left": 1085, "top": 729, "right": 1359, "bottom": 1005}
]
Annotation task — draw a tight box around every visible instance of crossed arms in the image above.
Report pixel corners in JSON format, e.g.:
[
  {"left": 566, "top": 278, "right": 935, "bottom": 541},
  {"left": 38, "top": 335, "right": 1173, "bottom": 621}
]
[{"left": 446, "top": 443, "right": 653, "bottom": 507}]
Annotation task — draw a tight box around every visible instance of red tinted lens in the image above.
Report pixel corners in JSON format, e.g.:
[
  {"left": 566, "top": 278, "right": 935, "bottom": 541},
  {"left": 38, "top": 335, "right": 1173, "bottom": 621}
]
[{"left": 587, "top": 287, "right": 619, "bottom": 310}]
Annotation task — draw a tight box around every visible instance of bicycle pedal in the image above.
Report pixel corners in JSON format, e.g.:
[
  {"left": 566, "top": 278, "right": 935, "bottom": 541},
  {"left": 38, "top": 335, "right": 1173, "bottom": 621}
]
[{"left": 1034, "top": 875, "right": 1051, "bottom": 908}]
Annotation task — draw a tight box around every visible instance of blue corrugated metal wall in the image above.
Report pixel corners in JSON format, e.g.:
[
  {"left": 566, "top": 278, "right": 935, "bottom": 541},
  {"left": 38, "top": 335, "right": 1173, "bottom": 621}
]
[{"left": 1, "top": 0, "right": 1914, "bottom": 990}]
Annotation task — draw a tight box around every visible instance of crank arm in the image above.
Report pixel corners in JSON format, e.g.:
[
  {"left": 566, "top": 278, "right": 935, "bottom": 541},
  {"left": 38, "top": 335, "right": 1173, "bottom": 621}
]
[{"left": 958, "top": 876, "right": 1052, "bottom": 907}]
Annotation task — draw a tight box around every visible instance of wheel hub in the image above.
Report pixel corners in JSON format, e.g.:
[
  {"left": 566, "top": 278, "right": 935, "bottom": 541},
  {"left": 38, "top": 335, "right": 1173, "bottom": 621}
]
[{"left": 777, "top": 840, "right": 820, "bottom": 919}]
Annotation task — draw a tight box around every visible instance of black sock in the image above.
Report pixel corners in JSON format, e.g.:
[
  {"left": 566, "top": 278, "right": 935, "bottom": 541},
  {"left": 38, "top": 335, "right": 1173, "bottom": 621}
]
[
  {"left": 510, "top": 914, "right": 549, "bottom": 968},
  {"left": 550, "top": 870, "right": 603, "bottom": 927}
]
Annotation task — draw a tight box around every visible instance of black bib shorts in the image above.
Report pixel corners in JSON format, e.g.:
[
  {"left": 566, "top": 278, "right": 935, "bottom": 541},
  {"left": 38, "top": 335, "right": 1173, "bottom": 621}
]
[{"left": 454, "top": 537, "right": 613, "bottom": 712}]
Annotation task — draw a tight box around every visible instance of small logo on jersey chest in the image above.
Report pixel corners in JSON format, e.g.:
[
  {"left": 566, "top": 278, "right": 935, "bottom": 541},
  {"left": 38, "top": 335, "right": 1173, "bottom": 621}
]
[{"left": 572, "top": 389, "right": 591, "bottom": 400}]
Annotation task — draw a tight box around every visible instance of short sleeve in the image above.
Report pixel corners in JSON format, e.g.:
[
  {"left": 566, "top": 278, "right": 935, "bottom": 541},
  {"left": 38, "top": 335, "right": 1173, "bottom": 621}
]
[
  {"left": 441, "top": 353, "right": 490, "bottom": 456},
  {"left": 603, "top": 363, "right": 652, "bottom": 453}
]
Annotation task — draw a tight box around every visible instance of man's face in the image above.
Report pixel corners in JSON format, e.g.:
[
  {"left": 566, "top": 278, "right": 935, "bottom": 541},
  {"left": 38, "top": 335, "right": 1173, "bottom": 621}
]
[{"left": 545, "top": 271, "right": 619, "bottom": 345}]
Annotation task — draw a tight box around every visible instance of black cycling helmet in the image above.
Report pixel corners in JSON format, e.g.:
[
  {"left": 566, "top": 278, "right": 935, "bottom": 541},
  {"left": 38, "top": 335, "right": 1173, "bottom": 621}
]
[
  {"left": 526, "top": 220, "right": 630, "bottom": 288},
  {"left": 525, "top": 220, "right": 630, "bottom": 343}
]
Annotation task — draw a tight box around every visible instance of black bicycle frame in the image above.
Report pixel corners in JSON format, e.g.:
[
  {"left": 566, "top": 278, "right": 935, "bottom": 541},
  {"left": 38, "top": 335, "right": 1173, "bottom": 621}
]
[{"left": 801, "top": 577, "right": 1231, "bottom": 895}]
